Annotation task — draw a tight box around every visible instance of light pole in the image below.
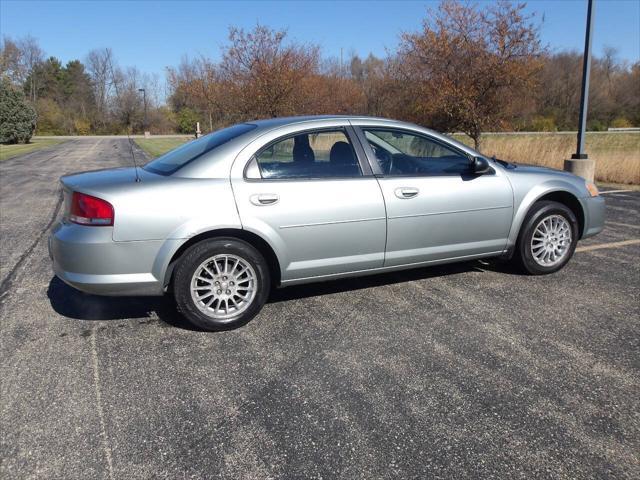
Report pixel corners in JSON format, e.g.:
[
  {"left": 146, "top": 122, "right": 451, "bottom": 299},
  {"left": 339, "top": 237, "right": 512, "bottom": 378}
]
[
  {"left": 564, "top": 0, "right": 596, "bottom": 181},
  {"left": 138, "top": 88, "right": 147, "bottom": 134}
]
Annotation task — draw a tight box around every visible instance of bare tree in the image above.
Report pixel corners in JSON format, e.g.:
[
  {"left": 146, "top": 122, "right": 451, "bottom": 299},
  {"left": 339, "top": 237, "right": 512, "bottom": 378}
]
[
  {"left": 349, "top": 53, "right": 396, "bottom": 116},
  {"left": 86, "top": 48, "right": 115, "bottom": 128},
  {"left": 167, "top": 55, "right": 225, "bottom": 131},
  {"left": 17, "top": 36, "right": 44, "bottom": 102},
  {"left": 0, "top": 37, "right": 25, "bottom": 84}
]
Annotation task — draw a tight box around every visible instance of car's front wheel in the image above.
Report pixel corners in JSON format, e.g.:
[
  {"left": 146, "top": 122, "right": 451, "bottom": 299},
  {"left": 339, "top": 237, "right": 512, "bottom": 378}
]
[
  {"left": 173, "top": 238, "right": 270, "bottom": 330},
  {"left": 515, "top": 200, "right": 579, "bottom": 275}
]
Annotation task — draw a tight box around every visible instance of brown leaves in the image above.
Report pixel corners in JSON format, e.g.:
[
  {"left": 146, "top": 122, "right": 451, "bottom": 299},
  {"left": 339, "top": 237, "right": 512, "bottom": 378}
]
[
  {"left": 397, "top": 0, "right": 544, "bottom": 146},
  {"left": 220, "top": 25, "right": 320, "bottom": 119}
]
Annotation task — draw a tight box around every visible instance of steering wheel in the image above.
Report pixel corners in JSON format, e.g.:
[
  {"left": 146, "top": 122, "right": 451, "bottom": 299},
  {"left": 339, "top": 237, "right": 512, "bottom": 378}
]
[{"left": 373, "top": 146, "right": 393, "bottom": 174}]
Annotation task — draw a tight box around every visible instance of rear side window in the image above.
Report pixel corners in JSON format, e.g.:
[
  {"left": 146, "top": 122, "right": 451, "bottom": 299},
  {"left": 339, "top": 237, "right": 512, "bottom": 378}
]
[
  {"left": 364, "top": 129, "right": 470, "bottom": 176},
  {"left": 255, "top": 129, "right": 362, "bottom": 179},
  {"left": 144, "top": 123, "right": 256, "bottom": 175}
]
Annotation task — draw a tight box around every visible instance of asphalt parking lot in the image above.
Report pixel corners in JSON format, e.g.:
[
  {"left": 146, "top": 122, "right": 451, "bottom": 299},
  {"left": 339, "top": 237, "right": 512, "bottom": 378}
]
[{"left": 1, "top": 138, "right": 639, "bottom": 479}]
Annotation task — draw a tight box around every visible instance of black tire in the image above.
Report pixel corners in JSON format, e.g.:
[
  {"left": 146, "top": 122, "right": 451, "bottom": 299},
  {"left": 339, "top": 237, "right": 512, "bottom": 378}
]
[
  {"left": 173, "top": 237, "right": 270, "bottom": 331},
  {"left": 515, "top": 200, "right": 579, "bottom": 275}
]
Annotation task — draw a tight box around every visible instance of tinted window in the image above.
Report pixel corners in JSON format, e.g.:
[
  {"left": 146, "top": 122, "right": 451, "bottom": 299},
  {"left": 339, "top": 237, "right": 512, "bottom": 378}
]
[
  {"left": 255, "top": 130, "right": 362, "bottom": 179},
  {"left": 364, "top": 129, "right": 470, "bottom": 176},
  {"left": 144, "top": 123, "right": 256, "bottom": 175}
]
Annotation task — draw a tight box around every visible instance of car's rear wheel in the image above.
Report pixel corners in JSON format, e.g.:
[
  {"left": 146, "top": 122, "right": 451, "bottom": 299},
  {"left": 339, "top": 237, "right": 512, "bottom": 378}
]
[
  {"left": 173, "top": 238, "right": 270, "bottom": 330},
  {"left": 515, "top": 200, "right": 579, "bottom": 275}
]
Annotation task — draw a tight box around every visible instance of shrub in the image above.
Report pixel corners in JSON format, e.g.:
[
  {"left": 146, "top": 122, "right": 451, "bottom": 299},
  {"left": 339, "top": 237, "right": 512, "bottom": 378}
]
[
  {"left": 529, "top": 115, "right": 557, "bottom": 132},
  {"left": 34, "top": 98, "right": 65, "bottom": 135},
  {"left": 588, "top": 120, "right": 606, "bottom": 132},
  {"left": 176, "top": 107, "right": 201, "bottom": 134},
  {"left": 0, "top": 79, "right": 37, "bottom": 144},
  {"left": 73, "top": 118, "right": 91, "bottom": 135},
  {"left": 610, "top": 117, "right": 632, "bottom": 129}
]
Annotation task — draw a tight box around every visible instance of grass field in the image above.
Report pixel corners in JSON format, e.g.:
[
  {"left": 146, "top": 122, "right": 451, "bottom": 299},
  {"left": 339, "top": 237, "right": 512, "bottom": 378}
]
[
  {"left": 135, "top": 137, "right": 190, "bottom": 158},
  {"left": 0, "top": 138, "right": 67, "bottom": 161},
  {"left": 454, "top": 132, "right": 640, "bottom": 185}
]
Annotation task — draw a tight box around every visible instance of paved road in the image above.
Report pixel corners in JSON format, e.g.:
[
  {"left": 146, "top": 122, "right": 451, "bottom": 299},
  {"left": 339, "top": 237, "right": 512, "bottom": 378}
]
[{"left": 1, "top": 139, "right": 639, "bottom": 479}]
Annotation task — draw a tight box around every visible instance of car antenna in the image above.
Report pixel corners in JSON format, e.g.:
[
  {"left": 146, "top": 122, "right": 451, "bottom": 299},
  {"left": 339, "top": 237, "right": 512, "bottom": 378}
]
[{"left": 108, "top": 58, "right": 141, "bottom": 183}]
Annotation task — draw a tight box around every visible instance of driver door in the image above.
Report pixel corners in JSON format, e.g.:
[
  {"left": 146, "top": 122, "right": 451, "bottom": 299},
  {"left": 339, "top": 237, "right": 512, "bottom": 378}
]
[{"left": 354, "top": 126, "right": 514, "bottom": 267}]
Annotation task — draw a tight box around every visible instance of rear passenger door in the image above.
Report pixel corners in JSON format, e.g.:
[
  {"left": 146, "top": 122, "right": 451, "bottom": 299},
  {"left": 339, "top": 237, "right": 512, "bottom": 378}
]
[{"left": 231, "top": 126, "right": 387, "bottom": 282}]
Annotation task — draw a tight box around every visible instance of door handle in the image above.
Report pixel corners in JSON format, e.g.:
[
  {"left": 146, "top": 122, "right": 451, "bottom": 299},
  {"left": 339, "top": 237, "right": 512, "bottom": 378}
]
[
  {"left": 395, "top": 187, "right": 419, "bottom": 199},
  {"left": 250, "top": 193, "right": 279, "bottom": 206}
]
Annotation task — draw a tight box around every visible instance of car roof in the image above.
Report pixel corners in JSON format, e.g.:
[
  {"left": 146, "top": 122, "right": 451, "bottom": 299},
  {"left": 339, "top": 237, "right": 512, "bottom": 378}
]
[
  {"left": 246, "top": 115, "right": 412, "bottom": 130},
  {"left": 242, "top": 115, "right": 477, "bottom": 156}
]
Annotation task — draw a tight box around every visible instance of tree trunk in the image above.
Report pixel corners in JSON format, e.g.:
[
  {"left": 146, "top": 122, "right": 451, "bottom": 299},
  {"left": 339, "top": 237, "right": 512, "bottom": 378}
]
[
  {"left": 208, "top": 111, "right": 213, "bottom": 132},
  {"left": 471, "top": 130, "right": 482, "bottom": 151}
]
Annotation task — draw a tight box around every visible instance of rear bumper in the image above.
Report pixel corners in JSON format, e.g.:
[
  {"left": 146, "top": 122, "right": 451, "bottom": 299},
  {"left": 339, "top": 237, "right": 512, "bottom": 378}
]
[
  {"left": 581, "top": 195, "right": 605, "bottom": 239},
  {"left": 49, "top": 222, "right": 165, "bottom": 296}
]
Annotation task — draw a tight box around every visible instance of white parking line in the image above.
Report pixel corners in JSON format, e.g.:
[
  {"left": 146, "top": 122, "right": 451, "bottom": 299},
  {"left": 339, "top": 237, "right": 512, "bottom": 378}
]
[
  {"left": 606, "top": 221, "right": 640, "bottom": 229},
  {"left": 600, "top": 190, "right": 635, "bottom": 194},
  {"left": 576, "top": 239, "right": 640, "bottom": 253}
]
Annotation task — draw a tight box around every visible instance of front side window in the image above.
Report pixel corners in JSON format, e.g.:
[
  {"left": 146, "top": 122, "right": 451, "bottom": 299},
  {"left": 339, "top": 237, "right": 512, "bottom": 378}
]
[
  {"left": 255, "top": 129, "right": 362, "bottom": 179},
  {"left": 144, "top": 123, "right": 257, "bottom": 175},
  {"left": 363, "top": 129, "right": 470, "bottom": 176}
]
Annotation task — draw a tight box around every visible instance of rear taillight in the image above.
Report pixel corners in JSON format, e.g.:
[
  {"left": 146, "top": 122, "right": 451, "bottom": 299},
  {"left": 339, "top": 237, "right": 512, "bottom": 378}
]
[{"left": 70, "top": 192, "right": 114, "bottom": 226}]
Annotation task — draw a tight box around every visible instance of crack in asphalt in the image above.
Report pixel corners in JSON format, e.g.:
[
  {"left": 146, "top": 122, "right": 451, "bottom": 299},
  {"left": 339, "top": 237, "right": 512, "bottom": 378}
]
[
  {"left": 0, "top": 189, "right": 63, "bottom": 306},
  {"left": 90, "top": 328, "right": 115, "bottom": 480}
]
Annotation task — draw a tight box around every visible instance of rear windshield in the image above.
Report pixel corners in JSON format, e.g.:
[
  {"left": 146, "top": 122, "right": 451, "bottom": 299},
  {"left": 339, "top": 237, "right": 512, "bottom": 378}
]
[{"left": 143, "top": 123, "right": 257, "bottom": 175}]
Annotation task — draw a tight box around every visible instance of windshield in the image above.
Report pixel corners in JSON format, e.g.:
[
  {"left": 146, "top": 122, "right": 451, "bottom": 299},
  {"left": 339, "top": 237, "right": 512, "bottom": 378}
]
[{"left": 143, "top": 123, "right": 257, "bottom": 175}]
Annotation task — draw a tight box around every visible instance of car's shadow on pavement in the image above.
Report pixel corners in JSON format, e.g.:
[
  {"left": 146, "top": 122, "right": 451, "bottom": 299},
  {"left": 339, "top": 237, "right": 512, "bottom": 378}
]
[
  {"left": 46, "top": 276, "right": 199, "bottom": 330},
  {"left": 47, "top": 259, "right": 523, "bottom": 330},
  {"left": 267, "top": 259, "right": 522, "bottom": 303}
]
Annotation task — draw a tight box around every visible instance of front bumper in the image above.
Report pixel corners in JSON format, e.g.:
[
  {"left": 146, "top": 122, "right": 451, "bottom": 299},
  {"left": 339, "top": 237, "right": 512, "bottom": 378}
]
[
  {"left": 49, "top": 221, "right": 165, "bottom": 296},
  {"left": 581, "top": 195, "right": 605, "bottom": 239}
]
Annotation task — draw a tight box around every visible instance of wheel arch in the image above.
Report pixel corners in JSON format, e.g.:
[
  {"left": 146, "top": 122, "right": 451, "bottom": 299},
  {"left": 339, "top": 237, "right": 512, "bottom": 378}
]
[
  {"left": 163, "top": 228, "right": 282, "bottom": 290},
  {"left": 534, "top": 190, "right": 585, "bottom": 236},
  {"left": 505, "top": 186, "right": 587, "bottom": 258}
]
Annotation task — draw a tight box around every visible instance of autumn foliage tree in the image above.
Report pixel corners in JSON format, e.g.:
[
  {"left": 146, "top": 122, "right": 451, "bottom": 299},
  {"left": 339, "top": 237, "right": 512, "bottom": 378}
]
[
  {"left": 397, "top": 0, "right": 544, "bottom": 148},
  {"left": 220, "top": 26, "right": 320, "bottom": 119},
  {"left": 167, "top": 56, "right": 224, "bottom": 131}
]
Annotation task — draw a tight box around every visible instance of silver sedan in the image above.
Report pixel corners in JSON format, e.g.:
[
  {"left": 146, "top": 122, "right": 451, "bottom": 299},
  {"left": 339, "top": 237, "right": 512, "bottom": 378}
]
[{"left": 49, "top": 116, "right": 605, "bottom": 330}]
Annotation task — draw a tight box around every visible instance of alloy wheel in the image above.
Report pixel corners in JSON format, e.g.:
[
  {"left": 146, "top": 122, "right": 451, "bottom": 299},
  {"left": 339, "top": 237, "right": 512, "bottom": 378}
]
[
  {"left": 530, "top": 214, "right": 573, "bottom": 267},
  {"left": 190, "top": 254, "right": 257, "bottom": 320}
]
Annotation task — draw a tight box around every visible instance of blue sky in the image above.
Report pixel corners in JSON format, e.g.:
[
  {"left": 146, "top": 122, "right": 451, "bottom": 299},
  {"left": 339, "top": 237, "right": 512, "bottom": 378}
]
[{"left": 2, "top": 0, "right": 639, "bottom": 77}]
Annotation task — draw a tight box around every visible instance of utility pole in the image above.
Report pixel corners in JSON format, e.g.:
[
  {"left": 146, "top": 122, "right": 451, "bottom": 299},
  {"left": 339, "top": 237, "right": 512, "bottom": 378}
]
[
  {"left": 564, "top": 0, "right": 596, "bottom": 181},
  {"left": 138, "top": 88, "right": 149, "bottom": 137}
]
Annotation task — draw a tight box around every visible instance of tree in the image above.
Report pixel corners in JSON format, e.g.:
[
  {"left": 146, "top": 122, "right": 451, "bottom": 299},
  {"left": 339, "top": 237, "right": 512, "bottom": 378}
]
[
  {"left": 220, "top": 25, "right": 320, "bottom": 118},
  {"left": 167, "top": 55, "right": 225, "bottom": 132},
  {"left": 17, "top": 36, "right": 44, "bottom": 102},
  {"left": 60, "top": 60, "right": 95, "bottom": 124},
  {"left": 86, "top": 48, "right": 116, "bottom": 129},
  {"left": 0, "top": 79, "right": 36, "bottom": 143},
  {"left": 535, "top": 50, "right": 640, "bottom": 130},
  {"left": 0, "top": 37, "right": 24, "bottom": 84},
  {"left": 349, "top": 53, "right": 397, "bottom": 116},
  {"left": 26, "top": 56, "right": 64, "bottom": 103},
  {"left": 175, "top": 107, "right": 200, "bottom": 133},
  {"left": 397, "top": 0, "right": 544, "bottom": 148},
  {"left": 1, "top": 35, "right": 44, "bottom": 102}
]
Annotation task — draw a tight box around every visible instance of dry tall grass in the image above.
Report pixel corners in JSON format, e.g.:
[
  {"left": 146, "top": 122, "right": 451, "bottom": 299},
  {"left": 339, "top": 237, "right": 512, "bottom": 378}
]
[{"left": 454, "top": 132, "right": 640, "bottom": 185}]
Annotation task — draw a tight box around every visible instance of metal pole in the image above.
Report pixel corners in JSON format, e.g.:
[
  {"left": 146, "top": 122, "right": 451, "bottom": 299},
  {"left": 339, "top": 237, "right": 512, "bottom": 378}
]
[
  {"left": 572, "top": 0, "right": 595, "bottom": 159},
  {"left": 138, "top": 88, "right": 147, "bottom": 132},
  {"left": 143, "top": 90, "right": 147, "bottom": 132}
]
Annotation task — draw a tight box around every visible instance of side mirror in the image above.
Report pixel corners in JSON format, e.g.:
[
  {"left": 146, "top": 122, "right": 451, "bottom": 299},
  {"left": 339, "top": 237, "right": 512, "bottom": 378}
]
[{"left": 471, "top": 156, "right": 493, "bottom": 175}]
